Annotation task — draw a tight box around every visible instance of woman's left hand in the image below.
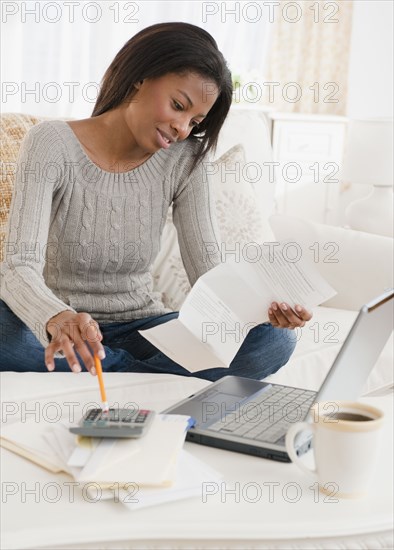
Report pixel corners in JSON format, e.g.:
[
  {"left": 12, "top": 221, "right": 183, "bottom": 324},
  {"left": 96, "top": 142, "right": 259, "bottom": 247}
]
[{"left": 268, "top": 302, "right": 313, "bottom": 329}]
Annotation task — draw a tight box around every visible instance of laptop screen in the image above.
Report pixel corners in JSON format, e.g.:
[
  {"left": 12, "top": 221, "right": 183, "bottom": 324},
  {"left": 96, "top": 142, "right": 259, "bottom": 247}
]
[{"left": 315, "top": 290, "right": 393, "bottom": 403}]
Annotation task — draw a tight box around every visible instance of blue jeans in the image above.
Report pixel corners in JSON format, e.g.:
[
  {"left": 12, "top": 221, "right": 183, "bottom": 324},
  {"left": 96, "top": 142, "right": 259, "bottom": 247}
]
[{"left": 0, "top": 299, "right": 296, "bottom": 381}]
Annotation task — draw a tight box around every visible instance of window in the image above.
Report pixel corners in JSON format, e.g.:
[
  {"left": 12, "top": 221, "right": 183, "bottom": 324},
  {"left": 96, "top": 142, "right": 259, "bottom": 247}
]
[{"left": 1, "top": 1, "right": 271, "bottom": 117}]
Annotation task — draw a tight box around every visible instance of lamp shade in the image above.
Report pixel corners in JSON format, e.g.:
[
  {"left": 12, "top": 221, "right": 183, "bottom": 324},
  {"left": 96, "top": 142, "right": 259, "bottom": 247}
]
[{"left": 341, "top": 118, "right": 393, "bottom": 187}]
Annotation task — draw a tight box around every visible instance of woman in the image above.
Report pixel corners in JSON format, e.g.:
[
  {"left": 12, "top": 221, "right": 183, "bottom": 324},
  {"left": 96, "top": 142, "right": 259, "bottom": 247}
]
[{"left": 0, "top": 22, "right": 311, "bottom": 379}]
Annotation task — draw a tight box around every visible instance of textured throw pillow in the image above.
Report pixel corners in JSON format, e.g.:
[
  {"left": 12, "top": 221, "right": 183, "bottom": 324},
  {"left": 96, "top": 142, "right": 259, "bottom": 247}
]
[
  {"left": 152, "top": 144, "right": 275, "bottom": 311},
  {"left": 0, "top": 113, "right": 45, "bottom": 261}
]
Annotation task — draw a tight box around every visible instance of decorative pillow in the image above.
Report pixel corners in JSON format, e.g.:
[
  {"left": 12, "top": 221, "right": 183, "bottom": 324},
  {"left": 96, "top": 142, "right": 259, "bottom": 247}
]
[
  {"left": 212, "top": 144, "right": 275, "bottom": 246},
  {"left": 152, "top": 144, "right": 275, "bottom": 311},
  {"left": 0, "top": 113, "right": 46, "bottom": 261}
]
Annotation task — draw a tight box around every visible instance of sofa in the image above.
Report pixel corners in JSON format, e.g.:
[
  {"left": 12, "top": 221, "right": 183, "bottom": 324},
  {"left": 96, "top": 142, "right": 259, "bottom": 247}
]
[{"left": 0, "top": 109, "right": 393, "bottom": 393}]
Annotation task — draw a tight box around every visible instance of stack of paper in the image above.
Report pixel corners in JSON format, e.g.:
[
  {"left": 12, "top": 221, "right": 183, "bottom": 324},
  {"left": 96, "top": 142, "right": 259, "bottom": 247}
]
[
  {"left": 88, "top": 449, "right": 223, "bottom": 510},
  {"left": 0, "top": 414, "right": 222, "bottom": 509},
  {"left": 0, "top": 416, "right": 68, "bottom": 473}
]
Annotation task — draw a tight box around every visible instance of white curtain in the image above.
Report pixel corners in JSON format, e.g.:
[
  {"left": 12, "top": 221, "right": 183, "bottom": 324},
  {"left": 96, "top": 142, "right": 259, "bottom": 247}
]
[
  {"left": 264, "top": 0, "right": 354, "bottom": 115},
  {"left": 1, "top": 0, "right": 271, "bottom": 118}
]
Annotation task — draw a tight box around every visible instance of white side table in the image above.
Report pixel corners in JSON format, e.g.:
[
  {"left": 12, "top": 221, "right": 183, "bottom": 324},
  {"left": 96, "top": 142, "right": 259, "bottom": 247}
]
[{"left": 1, "top": 373, "right": 393, "bottom": 549}]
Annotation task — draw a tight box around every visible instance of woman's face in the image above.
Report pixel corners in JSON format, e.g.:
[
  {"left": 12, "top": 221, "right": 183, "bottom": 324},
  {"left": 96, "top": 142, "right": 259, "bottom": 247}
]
[{"left": 122, "top": 72, "right": 219, "bottom": 153}]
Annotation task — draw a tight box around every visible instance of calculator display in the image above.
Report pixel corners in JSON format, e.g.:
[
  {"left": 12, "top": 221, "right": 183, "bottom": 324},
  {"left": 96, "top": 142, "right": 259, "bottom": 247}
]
[{"left": 69, "top": 408, "right": 155, "bottom": 438}]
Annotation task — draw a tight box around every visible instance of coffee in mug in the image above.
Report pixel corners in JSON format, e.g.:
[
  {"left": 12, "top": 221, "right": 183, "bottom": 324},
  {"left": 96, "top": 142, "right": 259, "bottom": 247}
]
[{"left": 285, "top": 401, "right": 384, "bottom": 499}]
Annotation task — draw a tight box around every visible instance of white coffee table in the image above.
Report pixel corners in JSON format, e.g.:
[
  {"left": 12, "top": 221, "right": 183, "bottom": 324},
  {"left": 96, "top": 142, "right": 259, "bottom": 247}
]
[{"left": 1, "top": 372, "right": 393, "bottom": 549}]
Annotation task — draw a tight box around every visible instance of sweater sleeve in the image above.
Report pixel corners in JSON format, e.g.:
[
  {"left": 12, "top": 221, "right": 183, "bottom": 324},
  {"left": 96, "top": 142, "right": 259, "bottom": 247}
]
[
  {"left": 172, "top": 142, "right": 222, "bottom": 287},
  {"left": 0, "top": 122, "right": 77, "bottom": 351}
]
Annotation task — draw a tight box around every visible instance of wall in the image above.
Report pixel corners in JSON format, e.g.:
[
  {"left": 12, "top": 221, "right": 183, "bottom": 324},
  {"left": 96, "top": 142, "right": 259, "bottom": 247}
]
[
  {"left": 346, "top": 0, "right": 393, "bottom": 119},
  {"left": 338, "top": 0, "right": 394, "bottom": 224}
]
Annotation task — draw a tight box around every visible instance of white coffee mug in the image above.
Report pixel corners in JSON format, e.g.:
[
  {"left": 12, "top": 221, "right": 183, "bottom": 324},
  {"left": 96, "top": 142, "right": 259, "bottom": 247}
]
[{"left": 286, "top": 401, "right": 384, "bottom": 499}]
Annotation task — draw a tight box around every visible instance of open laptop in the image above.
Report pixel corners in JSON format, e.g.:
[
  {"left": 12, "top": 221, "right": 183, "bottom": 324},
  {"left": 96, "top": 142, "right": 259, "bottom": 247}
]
[{"left": 164, "top": 289, "right": 393, "bottom": 462}]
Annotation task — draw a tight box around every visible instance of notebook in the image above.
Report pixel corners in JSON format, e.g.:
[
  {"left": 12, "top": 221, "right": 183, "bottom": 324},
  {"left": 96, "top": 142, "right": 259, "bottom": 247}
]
[{"left": 164, "top": 289, "right": 394, "bottom": 462}]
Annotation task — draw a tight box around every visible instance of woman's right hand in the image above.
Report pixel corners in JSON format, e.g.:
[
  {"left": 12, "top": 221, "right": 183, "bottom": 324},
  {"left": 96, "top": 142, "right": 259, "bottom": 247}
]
[{"left": 45, "top": 311, "right": 106, "bottom": 374}]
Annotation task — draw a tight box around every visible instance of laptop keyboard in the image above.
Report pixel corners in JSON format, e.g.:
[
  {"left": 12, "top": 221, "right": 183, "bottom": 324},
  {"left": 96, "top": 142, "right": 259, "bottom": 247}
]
[{"left": 207, "top": 385, "right": 316, "bottom": 445}]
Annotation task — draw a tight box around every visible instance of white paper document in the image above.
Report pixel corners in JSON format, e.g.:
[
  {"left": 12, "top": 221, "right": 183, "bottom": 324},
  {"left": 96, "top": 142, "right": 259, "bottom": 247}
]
[
  {"left": 83, "top": 448, "right": 223, "bottom": 510},
  {"left": 140, "top": 241, "right": 337, "bottom": 372},
  {"left": 117, "top": 449, "right": 223, "bottom": 510}
]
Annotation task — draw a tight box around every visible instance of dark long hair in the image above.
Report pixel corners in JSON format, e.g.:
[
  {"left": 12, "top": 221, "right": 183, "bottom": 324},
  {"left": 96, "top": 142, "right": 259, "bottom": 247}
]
[{"left": 92, "top": 22, "right": 233, "bottom": 171}]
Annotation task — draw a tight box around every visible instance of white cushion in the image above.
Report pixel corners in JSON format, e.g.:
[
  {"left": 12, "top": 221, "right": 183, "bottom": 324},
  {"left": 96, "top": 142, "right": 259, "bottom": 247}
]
[
  {"left": 269, "top": 214, "right": 394, "bottom": 310},
  {"left": 265, "top": 306, "right": 393, "bottom": 395},
  {"left": 152, "top": 145, "right": 275, "bottom": 310}
]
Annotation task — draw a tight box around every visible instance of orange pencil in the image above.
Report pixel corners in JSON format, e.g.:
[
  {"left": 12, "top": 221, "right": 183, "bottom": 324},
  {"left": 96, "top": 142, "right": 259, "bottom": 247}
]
[{"left": 94, "top": 355, "right": 109, "bottom": 412}]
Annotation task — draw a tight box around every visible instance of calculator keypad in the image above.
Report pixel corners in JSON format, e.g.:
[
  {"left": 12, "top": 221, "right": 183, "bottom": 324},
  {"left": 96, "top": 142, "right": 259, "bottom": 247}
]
[{"left": 83, "top": 408, "right": 150, "bottom": 426}]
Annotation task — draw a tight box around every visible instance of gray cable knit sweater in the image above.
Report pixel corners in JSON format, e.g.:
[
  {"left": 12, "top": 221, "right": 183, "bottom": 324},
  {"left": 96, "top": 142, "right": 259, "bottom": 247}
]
[{"left": 0, "top": 120, "right": 221, "bottom": 350}]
